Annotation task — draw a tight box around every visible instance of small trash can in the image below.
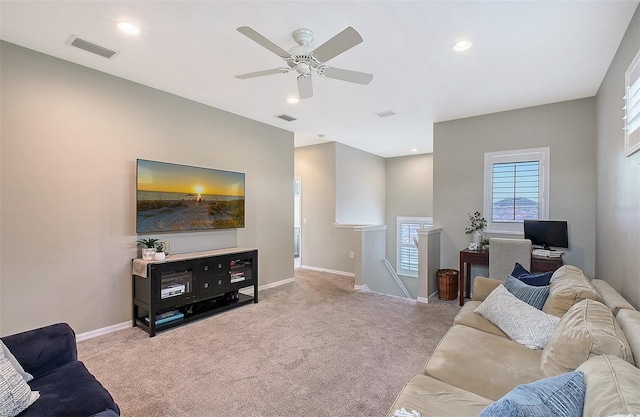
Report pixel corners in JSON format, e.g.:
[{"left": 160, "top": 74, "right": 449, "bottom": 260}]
[{"left": 436, "top": 269, "right": 459, "bottom": 301}]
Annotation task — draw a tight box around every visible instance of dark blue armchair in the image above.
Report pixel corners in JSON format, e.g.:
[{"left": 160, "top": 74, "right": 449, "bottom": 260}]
[{"left": 1, "top": 323, "right": 120, "bottom": 417}]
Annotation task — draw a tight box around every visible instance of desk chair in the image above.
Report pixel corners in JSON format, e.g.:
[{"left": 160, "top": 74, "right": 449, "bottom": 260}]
[{"left": 488, "top": 238, "right": 532, "bottom": 281}]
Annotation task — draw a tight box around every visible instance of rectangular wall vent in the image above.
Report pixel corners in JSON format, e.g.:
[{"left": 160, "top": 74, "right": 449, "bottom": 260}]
[
  {"left": 275, "top": 114, "right": 297, "bottom": 122},
  {"left": 375, "top": 110, "right": 397, "bottom": 118},
  {"left": 67, "top": 35, "right": 117, "bottom": 59}
]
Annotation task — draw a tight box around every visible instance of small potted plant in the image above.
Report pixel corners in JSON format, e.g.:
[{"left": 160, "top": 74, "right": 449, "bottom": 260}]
[
  {"left": 154, "top": 242, "right": 166, "bottom": 261},
  {"left": 465, "top": 211, "right": 487, "bottom": 246},
  {"left": 136, "top": 238, "right": 159, "bottom": 260}
]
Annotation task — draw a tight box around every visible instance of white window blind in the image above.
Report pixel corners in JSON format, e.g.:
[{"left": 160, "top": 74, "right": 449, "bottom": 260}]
[
  {"left": 492, "top": 161, "right": 540, "bottom": 222},
  {"left": 624, "top": 49, "right": 640, "bottom": 156},
  {"left": 483, "top": 148, "right": 549, "bottom": 234},
  {"left": 397, "top": 217, "right": 433, "bottom": 277}
]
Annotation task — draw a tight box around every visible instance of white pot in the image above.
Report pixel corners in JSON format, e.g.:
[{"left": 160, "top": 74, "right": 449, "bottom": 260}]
[
  {"left": 154, "top": 251, "right": 166, "bottom": 261},
  {"left": 142, "top": 248, "right": 156, "bottom": 260},
  {"left": 472, "top": 230, "right": 482, "bottom": 245}
]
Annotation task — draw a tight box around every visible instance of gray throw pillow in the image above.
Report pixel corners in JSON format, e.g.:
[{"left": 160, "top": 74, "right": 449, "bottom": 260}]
[
  {"left": 504, "top": 275, "right": 550, "bottom": 310},
  {"left": 0, "top": 347, "right": 39, "bottom": 417},
  {"left": 475, "top": 285, "right": 560, "bottom": 349},
  {"left": 0, "top": 341, "right": 33, "bottom": 382}
]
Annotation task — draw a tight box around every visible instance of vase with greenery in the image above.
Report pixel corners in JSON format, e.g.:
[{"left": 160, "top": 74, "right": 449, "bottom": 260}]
[
  {"left": 136, "top": 238, "right": 159, "bottom": 260},
  {"left": 154, "top": 242, "right": 166, "bottom": 261},
  {"left": 465, "top": 211, "right": 487, "bottom": 246}
]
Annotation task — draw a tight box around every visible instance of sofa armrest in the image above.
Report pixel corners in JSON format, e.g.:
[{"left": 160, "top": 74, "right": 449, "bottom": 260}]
[
  {"left": 472, "top": 276, "right": 503, "bottom": 302},
  {"left": 1, "top": 322, "right": 77, "bottom": 378}
]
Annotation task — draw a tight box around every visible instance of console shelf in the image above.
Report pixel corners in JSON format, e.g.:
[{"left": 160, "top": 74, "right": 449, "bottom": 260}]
[{"left": 132, "top": 248, "right": 258, "bottom": 337}]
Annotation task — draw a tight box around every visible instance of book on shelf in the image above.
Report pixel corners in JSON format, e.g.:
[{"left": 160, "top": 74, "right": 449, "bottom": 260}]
[
  {"left": 144, "top": 309, "right": 184, "bottom": 326},
  {"left": 155, "top": 309, "right": 182, "bottom": 320}
]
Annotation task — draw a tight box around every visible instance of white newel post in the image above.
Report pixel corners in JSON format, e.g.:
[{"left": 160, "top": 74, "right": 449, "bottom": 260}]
[{"left": 416, "top": 227, "right": 442, "bottom": 303}]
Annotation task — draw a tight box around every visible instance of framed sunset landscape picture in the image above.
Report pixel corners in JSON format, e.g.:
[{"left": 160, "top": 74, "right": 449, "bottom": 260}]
[{"left": 136, "top": 159, "right": 245, "bottom": 233}]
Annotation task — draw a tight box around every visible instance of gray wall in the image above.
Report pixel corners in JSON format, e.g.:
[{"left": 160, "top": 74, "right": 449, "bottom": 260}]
[
  {"left": 335, "top": 143, "right": 385, "bottom": 225},
  {"left": 295, "top": 143, "right": 355, "bottom": 273},
  {"left": 0, "top": 42, "right": 294, "bottom": 335},
  {"left": 294, "top": 142, "right": 388, "bottom": 274},
  {"left": 385, "top": 154, "right": 434, "bottom": 267},
  {"left": 433, "top": 98, "right": 598, "bottom": 278},
  {"left": 595, "top": 6, "right": 640, "bottom": 308}
]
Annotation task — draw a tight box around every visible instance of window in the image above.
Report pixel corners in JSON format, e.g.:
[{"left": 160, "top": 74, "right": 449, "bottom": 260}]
[
  {"left": 483, "top": 148, "right": 549, "bottom": 234},
  {"left": 397, "top": 216, "right": 433, "bottom": 277},
  {"left": 624, "top": 49, "right": 640, "bottom": 156}
]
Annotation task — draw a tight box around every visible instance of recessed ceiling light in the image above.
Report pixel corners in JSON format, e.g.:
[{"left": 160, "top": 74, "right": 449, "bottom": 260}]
[
  {"left": 117, "top": 21, "right": 140, "bottom": 35},
  {"left": 286, "top": 96, "right": 299, "bottom": 104},
  {"left": 410, "top": 148, "right": 418, "bottom": 153},
  {"left": 452, "top": 40, "right": 472, "bottom": 52}
]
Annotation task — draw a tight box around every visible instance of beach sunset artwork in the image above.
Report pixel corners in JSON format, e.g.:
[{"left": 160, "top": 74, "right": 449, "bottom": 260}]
[{"left": 136, "top": 159, "right": 245, "bottom": 233}]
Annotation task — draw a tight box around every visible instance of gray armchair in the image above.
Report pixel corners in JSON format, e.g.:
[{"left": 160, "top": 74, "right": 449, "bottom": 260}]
[{"left": 488, "top": 238, "right": 532, "bottom": 281}]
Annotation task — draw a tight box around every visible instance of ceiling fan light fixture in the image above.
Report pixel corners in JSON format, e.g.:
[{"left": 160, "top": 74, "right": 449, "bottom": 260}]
[
  {"left": 117, "top": 21, "right": 140, "bottom": 35},
  {"left": 452, "top": 40, "right": 472, "bottom": 52}
]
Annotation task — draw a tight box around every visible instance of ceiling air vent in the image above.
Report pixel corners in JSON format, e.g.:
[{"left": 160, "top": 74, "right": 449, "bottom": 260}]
[
  {"left": 375, "top": 110, "right": 397, "bottom": 118},
  {"left": 275, "top": 114, "right": 297, "bottom": 122},
  {"left": 67, "top": 35, "right": 118, "bottom": 59}
]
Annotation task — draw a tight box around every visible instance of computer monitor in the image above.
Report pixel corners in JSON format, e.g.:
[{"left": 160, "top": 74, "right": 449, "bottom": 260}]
[{"left": 523, "top": 220, "right": 569, "bottom": 250}]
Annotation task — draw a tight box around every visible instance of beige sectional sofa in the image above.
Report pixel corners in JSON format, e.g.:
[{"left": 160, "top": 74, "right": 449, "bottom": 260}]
[{"left": 387, "top": 265, "right": 640, "bottom": 417}]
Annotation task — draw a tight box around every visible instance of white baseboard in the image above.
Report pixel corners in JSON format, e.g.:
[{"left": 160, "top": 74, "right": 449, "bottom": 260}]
[
  {"left": 416, "top": 291, "right": 439, "bottom": 304},
  {"left": 300, "top": 265, "right": 355, "bottom": 277},
  {"left": 239, "top": 277, "right": 295, "bottom": 295},
  {"left": 76, "top": 321, "right": 131, "bottom": 342},
  {"left": 358, "top": 286, "right": 416, "bottom": 302}
]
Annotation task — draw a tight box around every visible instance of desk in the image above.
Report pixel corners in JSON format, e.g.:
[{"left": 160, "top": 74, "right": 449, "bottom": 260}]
[{"left": 458, "top": 249, "right": 563, "bottom": 306}]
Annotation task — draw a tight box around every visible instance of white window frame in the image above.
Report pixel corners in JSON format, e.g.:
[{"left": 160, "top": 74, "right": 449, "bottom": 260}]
[
  {"left": 397, "top": 216, "right": 433, "bottom": 277},
  {"left": 624, "top": 49, "right": 640, "bottom": 157},
  {"left": 483, "top": 147, "right": 550, "bottom": 235}
]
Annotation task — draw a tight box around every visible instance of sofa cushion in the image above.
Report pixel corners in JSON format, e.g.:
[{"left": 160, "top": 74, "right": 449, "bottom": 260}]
[
  {"left": 22, "top": 361, "right": 119, "bottom": 417},
  {"left": 1, "top": 323, "right": 78, "bottom": 380},
  {"left": 540, "top": 299, "right": 635, "bottom": 377},
  {"left": 0, "top": 348, "right": 39, "bottom": 417},
  {"left": 590, "top": 279, "right": 636, "bottom": 316},
  {"left": 616, "top": 309, "right": 640, "bottom": 364},
  {"left": 577, "top": 355, "right": 640, "bottom": 417},
  {"left": 425, "top": 325, "right": 545, "bottom": 401},
  {"left": 511, "top": 262, "right": 554, "bottom": 286},
  {"left": 542, "top": 265, "right": 600, "bottom": 317},
  {"left": 478, "top": 371, "right": 585, "bottom": 417},
  {"left": 504, "top": 275, "right": 549, "bottom": 309},
  {"left": 475, "top": 285, "right": 560, "bottom": 349},
  {"left": 453, "top": 301, "right": 508, "bottom": 337},
  {"left": 386, "top": 374, "right": 493, "bottom": 417}
]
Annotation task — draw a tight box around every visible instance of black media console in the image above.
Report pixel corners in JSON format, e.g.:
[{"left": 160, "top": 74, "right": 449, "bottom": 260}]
[{"left": 132, "top": 248, "right": 258, "bottom": 337}]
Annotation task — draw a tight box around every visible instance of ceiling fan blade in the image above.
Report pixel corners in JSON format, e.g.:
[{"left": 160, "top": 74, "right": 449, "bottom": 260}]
[
  {"left": 237, "top": 26, "right": 291, "bottom": 59},
  {"left": 321, "top": 67, "right": 373, "bottom": 85},
  {"left": 235, "top": 68, "right": 290, "bottom": 79},
  {"left": 311, "top": 27, "right": 363, "bottom": 63},
  {"left": 297, "top": 76, "right": 313, "bottom": 99}
]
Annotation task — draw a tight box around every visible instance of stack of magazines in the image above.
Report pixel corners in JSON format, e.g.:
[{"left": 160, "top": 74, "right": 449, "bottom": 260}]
[
  {"left": 532, "top": 249, "right": 563, "bottom": 258},
  {"left": 144, "top": 309, "right": 184, "bottom": 326}
]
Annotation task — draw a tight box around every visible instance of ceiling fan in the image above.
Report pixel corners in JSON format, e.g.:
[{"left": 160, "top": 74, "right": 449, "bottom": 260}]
[{"left": 235, "top": 26, "right": 374, "bottom": 99}]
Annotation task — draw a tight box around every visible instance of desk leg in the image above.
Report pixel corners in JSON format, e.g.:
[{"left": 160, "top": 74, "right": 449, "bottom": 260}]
[
  {"left": 459, "top": 254, "right": 465, "bottom": 306},
  {"left": 465, "top": 262, "right": 471, "bottom": 300}
]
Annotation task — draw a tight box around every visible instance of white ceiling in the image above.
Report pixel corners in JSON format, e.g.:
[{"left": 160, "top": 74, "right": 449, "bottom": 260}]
[{"left": 1, "top": 1, "right": 638, "bottom": 157}]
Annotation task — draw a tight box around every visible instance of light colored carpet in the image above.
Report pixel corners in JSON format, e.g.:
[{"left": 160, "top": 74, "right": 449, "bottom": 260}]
[{"left": 78, "top": 269, "right": 460, "bottom": 417}]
